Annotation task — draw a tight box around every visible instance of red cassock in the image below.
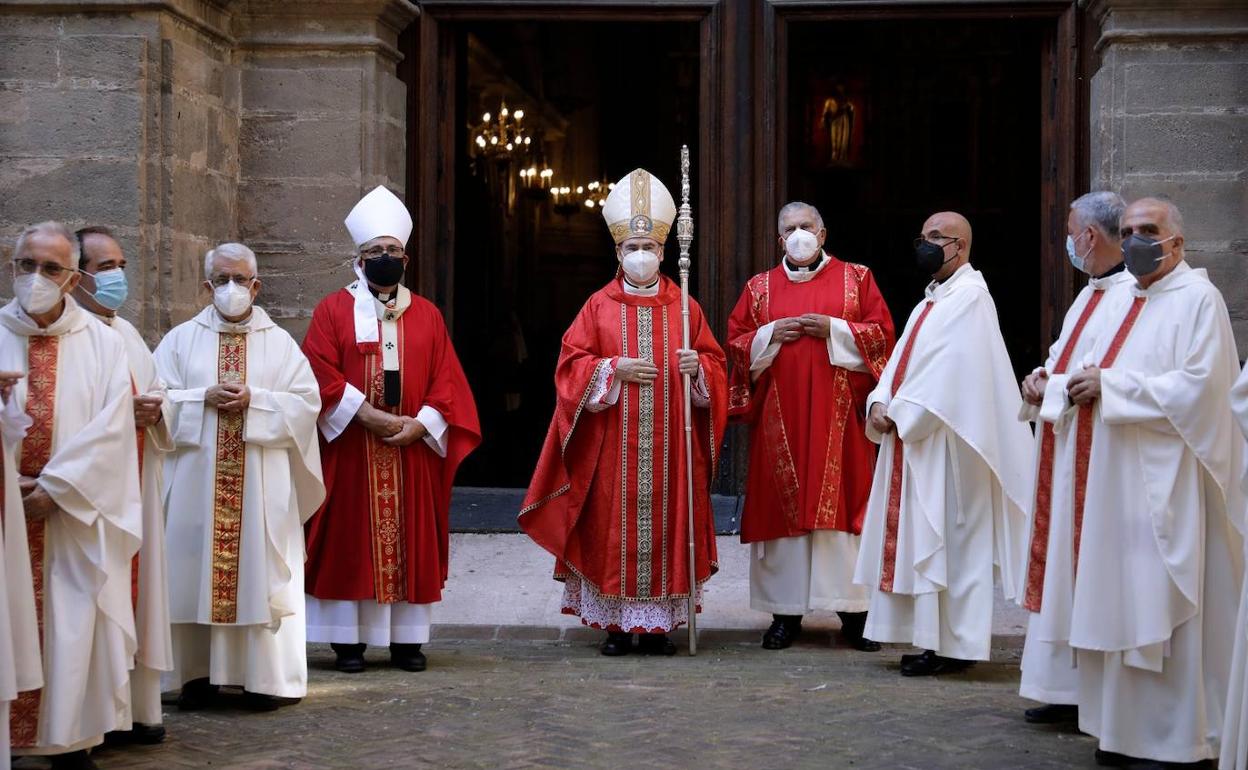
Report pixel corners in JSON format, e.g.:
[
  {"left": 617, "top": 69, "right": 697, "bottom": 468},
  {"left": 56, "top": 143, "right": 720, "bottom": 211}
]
[
  {"left": 520, "top": 276, "right": 728, "bottom": 601},
  {"left": 727, "top": 258, "right": 895, "bottom": 543},
  {"left": 301, "top": 288, "right": 481, "bottom": 605}
]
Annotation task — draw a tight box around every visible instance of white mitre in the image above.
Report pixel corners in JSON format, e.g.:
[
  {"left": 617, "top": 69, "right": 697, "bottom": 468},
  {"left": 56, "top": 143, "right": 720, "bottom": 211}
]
[
  {"left": 601, "top": 168, "right": 676, "bottom": 245},
  {"left": 343, "top": 185, "right": 413, "bottom": 346}
]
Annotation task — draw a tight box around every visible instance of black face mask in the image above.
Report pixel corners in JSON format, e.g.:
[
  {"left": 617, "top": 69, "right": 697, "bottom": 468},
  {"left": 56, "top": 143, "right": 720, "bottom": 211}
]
[
  {"left": 1121, "top": 233, "right": 1173, "bottom": 277},
  {"left": 362, "top": 255, "right": 406, "bottom": 287},
  {"left": 914, "top": 240, "right": 954, "bottom": 275}
]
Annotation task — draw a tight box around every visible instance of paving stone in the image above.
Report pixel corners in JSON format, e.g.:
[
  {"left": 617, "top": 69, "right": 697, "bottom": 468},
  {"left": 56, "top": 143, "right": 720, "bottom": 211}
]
[{"left": 46, "top": 638, "right": 1099, "bottom": 770}]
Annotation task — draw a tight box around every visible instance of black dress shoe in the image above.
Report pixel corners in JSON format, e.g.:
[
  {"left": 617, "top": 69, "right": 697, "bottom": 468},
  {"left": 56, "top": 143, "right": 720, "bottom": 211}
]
[
  {"left": 1095, "top": 749, "right": 1135, "bottom": 766},
  {"left": 1025, "top": 703, "right": 1079, "bottom": 724},
  {"left": 899, "top": 649, "right": 976, "bottom": 677},
  {"left": 50, "top": 751, "right": 98, "bottom": 770},
  {"left": 176, "top": 677, "right": 219, "bottom": 711},
  {"left": 240, "top": 691, "right": 299, "bottom": 711},
  {"left": 104, "top": 722, "right": 167, "bottom": 745},
  {"left": 600, "top": 631, "right": 633, "bottom": 656},
  {"left": 332, "top": 642, "right": 367, "bottom": 673},
  {"left": 390, "top": 643, "right": 427, "bottom": 672},
  {"left": 761, "top": 615, "right": 802, "bottom": 650},
  {"left": 636, "top": 633, "right": 677, "bottom": 656},
  {"left": 837, "top": 612, "right": 881, "bottom": 651}
]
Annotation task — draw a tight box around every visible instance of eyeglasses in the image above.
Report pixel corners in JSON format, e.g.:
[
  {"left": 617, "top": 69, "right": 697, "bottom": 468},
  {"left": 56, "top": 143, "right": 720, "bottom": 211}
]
[
  {"left": 360, "top": 245, "right": 406, "bottom": 259},
  {"left": 913, "top": 235, "right": 961, "bottom": 249},
  {"left": 209, "top": 274, "right": 256, "bottom": 288},
  {"left": 12, "top": 259, "right": 76, "bottom": 281}
]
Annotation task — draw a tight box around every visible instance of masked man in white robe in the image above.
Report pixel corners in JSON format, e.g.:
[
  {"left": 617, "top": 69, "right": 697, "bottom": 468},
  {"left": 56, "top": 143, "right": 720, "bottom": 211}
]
[
  {"left": 1223, "top": 366, "right": 1248, "bottom": 770},
  {"left": 1, "top": 222, "right": 142, "bottom": 770},
  {"left": 0, "top": 370, "right": 42, "bottom": 770},
  {"left": 1015, "top": 192, "right": 1133, "bottom": 726},
  {"left": 155, "top": 243, "right": 324, "bottom": 711},
  {"left": 1064, "top": 198, "right": 1243, "bottom": 767},
  {"left": 853, "top": 211, "right": 1034, "bottom": 677},
  {"left": 68, "top": 226, "right": 174, "bottom": 745}
]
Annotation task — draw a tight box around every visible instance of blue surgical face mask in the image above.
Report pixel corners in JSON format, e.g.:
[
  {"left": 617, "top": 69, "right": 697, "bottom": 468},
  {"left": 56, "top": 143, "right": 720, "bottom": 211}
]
[
  {"left": 90, "top": 268, "right": 128, "bottom": 311},
  {"left": 1065, "top": 232, "right": 1091, "bottom": 274}
]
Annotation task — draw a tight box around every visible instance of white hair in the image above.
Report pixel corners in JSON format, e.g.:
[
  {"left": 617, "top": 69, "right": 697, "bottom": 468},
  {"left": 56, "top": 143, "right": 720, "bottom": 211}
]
[
  {"left": 1070, "top": 192, "right": 1126, "bottom": 239},
  {"left": 777, "top": 201, "right": 824, "bottom": 233},
  {"left": 204, "top": 242, "right": 258, "bottom": 279},
  {"left": 14, "top": 221, "right": 79, "bottom": 265}
]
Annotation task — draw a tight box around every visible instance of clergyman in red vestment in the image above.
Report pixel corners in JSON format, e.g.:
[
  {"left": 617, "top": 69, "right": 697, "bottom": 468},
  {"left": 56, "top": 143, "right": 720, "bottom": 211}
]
[
  {"left": 303, "top": 186, "right": 481, "bottom": 674},
  {"left": 520, "top": 168, "right": 728, "bottom": 657},
  {"left": 727, "top": 201, "right": 895, "bottom": 652}
]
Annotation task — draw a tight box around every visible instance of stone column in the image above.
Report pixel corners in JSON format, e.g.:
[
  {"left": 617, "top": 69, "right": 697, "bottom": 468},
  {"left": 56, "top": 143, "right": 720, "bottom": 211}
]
[
  {"left": 232, "top": 0, "right": 418, "bottom": 339},
  {"left": 1086, "top": 0, "right": 1248, "bottom": 352},
  {"left": 0, "top": 0, "right": 239, "bottom": 342}
]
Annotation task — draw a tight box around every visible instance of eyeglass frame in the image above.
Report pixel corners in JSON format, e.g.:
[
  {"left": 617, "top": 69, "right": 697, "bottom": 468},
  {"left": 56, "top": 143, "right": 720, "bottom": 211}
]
[
  {"left": 912, "top": 233, "right": 962, "bottom": 250},
  {"left": 12, "top": 258, "right": 78, "bottom": 282},
  {"left": 358, "top": 245, "right": 407, "bottom": 260},
  {"left": 207, "top": 273, "right": 258, "bottom": 288}
]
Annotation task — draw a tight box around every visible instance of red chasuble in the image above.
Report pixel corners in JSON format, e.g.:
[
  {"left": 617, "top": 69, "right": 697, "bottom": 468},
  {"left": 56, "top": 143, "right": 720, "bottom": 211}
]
[
  {"left": 726, "top": 258, "right": 895, "bottom": 543},
  {"left": 302, "top": 288, "right": 480, "bottom": 605},
  {"left": 520, "top": 276, "right": 728, "bottom": 600}
]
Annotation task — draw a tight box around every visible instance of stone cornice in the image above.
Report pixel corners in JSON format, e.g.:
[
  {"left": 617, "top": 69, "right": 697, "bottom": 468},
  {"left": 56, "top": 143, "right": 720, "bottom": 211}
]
[
  {"left": 229, "top": 0, "right": 418, "bottom": 61},
  {"left": 0, "top": 0, "right": 236, "bottom": 45},
  {"left": 1083, "top": 0, "right": 1248, "bottom": 51}
]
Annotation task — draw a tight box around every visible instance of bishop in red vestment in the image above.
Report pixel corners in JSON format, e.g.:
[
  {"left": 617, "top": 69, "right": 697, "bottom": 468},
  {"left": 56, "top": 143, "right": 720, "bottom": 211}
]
[
  {"left": 727, "top": 202, "right": 895, "bottom": 652},
  {"left": 521, "top": 168, "right": 728, "bottom": 657},
  {"left": 303, "top": 186, "right": 480, "bottom": 674}
]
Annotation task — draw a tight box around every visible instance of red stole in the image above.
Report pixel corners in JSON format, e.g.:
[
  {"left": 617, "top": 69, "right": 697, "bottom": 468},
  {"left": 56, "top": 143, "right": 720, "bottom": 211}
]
[
  {"left": 726, "top": 259, "right": 895, "bottom": 541},
  {"left": 521, "top": 277, "right": 728, "bottom": 600},
  {"left": 879, "top": 301, "right": 935, "bottom": 593},
  {"left": 1072, "top": 296, "right": 1147, "bottom": 574},
  {"left": 11, "top": 334, "right": 58, "bottom": 749},
  {"left": 1022, "top": 289, "right": 1106, "bottom": 611}
]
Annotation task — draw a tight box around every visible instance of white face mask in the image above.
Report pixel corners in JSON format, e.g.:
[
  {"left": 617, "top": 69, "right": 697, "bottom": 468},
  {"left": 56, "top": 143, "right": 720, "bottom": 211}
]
[
  {"left": 213, "top": 281, "right": 253, "bottom": 318},
  {"left": 15, "top": 272, "right": 70, "bottom": 316},
  {"left": 784, "top": 229, "right": 820, "bottom": 263},
  {"left": 621, "top": 250, "right": 660, "bottom": 285}
]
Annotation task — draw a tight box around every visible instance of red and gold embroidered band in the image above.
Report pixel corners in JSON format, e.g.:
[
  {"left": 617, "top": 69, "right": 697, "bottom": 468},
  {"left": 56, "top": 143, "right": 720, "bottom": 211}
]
[{"left": 210, "top": 333, "right": 247, "bottom": 623}]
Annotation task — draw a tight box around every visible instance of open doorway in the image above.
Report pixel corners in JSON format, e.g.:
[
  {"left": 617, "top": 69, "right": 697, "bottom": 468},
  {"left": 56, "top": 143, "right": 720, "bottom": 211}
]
[
  {"left": 784, "top": 18, "right": 1045, "bottom": 377},
  {"left": 448, "top": 21, "right": 701, "bottom": 487}
]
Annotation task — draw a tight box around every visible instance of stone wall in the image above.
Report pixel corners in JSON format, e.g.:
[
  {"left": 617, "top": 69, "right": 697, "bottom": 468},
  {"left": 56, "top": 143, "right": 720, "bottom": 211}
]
[
  {"left": 1087, "top": 0, "right": 1248, "bottom": 354},
  {"left": 0, "top": 0, "right": 415, "bottom": 342}
]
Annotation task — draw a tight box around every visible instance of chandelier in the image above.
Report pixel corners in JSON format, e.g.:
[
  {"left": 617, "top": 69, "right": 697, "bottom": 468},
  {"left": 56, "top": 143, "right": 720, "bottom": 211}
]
[
  {"left": 470, "top": 101, "right": 532, "bottom": 161},
  {"left": 551, "top": 179, "right": 613, "bottom": 216}
]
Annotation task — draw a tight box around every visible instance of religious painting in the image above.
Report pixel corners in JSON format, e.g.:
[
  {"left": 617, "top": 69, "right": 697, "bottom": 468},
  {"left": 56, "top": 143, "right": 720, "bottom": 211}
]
[{"left": 805, "top": 75, "right": 869, "bottom": 169}]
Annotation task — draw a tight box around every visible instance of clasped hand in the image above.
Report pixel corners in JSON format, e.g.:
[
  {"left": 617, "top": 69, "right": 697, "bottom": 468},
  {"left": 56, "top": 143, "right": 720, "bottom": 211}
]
[
  {"left": 774, "top": 314, "right": 830, "bottom": 343},
  {"left": 1067, "top": 366, "right": 1102, "bottom": 405},
  {"left": 206, "top": 383, "right": 250, "bottom": 413},
  {"left": 868, "top": 402, "right": 895, "bottom": 435},
  {"left": 1021, "top": 369, "right": 1048, "bottom": 407},
  {"left": 19, "top": 475, "right": 57, "bottom": 521},
  {"left": 616, "top": 350, "right": 699, "bottom": 384},
  {"left": 356, "top": 403, "right": 428, "bottom": 446}
]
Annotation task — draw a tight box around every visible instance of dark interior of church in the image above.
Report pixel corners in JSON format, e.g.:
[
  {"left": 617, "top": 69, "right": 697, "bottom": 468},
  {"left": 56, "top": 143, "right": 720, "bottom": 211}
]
[
  {"left": 786, "top": 18, "right": 1044, "bottom": 382},
  {"left": 448, "top": 17, "right": 1043, "bottom": 489},
  {"left": 451, "top": 21, "right": 701, "bottom": 487}
]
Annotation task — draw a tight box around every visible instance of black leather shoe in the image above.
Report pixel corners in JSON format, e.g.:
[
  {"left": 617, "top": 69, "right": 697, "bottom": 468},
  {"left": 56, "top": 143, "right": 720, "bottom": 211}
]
[
  {"left": 761, "top": 615, "right": 802, "bottom": 650},
  {"left": 1025, "top": 703, "right": 1079, "bottom": 724},
  {"left": 1095, "top": 749, "right": 1135, "bottom": 767},
  {"left": 600, "top": 631, "right": 633, "bottom": 656},
  {"left": 104, "top": 722, "right": 167, "bottom": 745},
  {"left": 332, "top": 642, "right": 367, "bottom": 673},
  {"left": 50, "top": 751, "right": 98, "bottom": 770},
  {"left": 176, "top": 677, "right": 219, "bottom": 711},
  {"left": 899, "top": 650, "right": 976, "bottom": 676},
  {"left": 837, "top": 612, "right": 881, "bottom": 651},
  {"left": 390, "top": 643, "right": 427, "bottom": 672},
  {"left": 636, "top": 633, "right": 677, "bottom": 656},
  {"left": 240, "top": 691, "right": 299, "bottom": 711}
]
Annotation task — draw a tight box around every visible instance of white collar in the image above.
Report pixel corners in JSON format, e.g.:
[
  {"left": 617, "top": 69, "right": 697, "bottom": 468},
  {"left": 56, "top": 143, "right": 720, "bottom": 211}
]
[
  {"left": 925, "top": 262, "right": 973, "bottom": 301},
  {"left": 622, "top": 277, "right": 660, "bottom": 297},
  {"left": 781, "top": 252, "right": 830, "bottom": 283}
]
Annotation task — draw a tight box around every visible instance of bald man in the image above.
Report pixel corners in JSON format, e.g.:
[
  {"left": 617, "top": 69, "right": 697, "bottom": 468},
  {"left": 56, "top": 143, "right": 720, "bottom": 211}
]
[
  {"left": 1065, "top": 198, "right": 1242, "bottom": 766},
  {"left": 854, "top": 212, "right": 1034, "bottom": 676}
]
